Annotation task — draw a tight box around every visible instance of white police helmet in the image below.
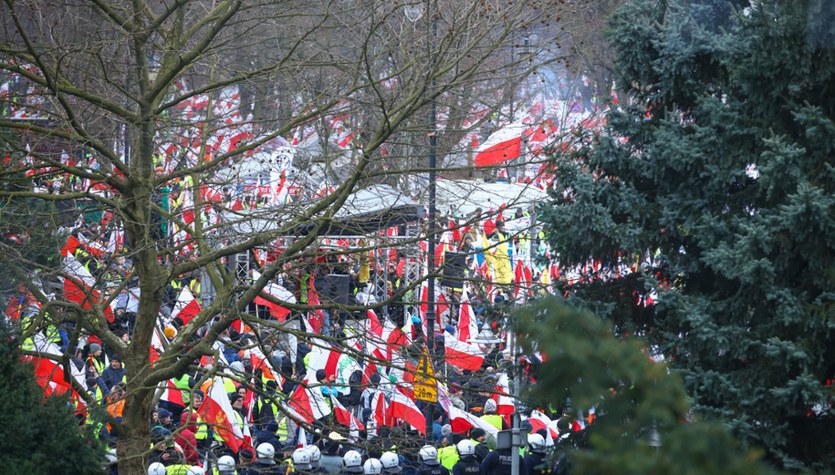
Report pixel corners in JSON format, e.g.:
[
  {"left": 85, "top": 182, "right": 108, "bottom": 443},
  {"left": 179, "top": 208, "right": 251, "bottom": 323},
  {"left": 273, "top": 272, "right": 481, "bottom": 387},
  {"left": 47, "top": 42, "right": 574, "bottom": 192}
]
[
  {"left": 147, "top": 462, "right": 166, "bottom": 475},
  {"left": 256, "top": 442, "right": 276, "bottom": 460},
  {"left": 418, "top": 445, "right": 439, "bottom": 465},
  {"left": 456, "top": 439, "right": 475, "bottom": 456},
  {"left": 363, "top": 458, "right": 383, "bottom": 475},
  {"left": 380, "top": 452, "right": 402, "bottom": 473}
]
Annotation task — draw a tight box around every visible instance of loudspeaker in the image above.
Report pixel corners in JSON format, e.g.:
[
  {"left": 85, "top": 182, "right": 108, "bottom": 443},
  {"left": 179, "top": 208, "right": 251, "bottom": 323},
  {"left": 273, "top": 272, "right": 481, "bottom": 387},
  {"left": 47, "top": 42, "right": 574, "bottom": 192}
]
[
  {"left": 440, "top": 252, "right": 466, "bottom": 288},
  {"left": 320, "top": 274, "right": 350, "bottom": 306}
]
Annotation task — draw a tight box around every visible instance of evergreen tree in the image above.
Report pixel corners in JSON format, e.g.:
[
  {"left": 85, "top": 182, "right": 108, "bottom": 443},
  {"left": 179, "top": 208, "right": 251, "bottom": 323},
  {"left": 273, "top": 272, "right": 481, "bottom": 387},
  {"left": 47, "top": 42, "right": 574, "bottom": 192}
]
[
  {"left": 541, "top": 0, "right": 835, "bottom": 470},
  {"left": 0, "top": 324, "right": 105, "bottom": 474},
  {"left": 516, "top": 297, "right": 776, "bottom": 475}
]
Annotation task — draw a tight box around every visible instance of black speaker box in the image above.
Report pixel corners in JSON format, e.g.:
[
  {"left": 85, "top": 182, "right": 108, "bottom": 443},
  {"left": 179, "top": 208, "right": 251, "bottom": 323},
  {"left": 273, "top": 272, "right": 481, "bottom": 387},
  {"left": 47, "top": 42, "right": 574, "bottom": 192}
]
[
  {"left": 440, "top": 251, "right": 466, "bottom": 288},
  {"left": 320, "top": 273, "right": 350, "bottom": 306}
]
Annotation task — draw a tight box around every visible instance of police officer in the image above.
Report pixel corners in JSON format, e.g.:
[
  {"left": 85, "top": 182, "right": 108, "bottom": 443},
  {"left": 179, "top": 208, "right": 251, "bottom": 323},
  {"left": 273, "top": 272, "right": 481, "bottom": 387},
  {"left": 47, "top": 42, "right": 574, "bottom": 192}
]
[
  {"left": 451, "top": 440, "right": 480, "bottom": 475},
  {"left": 523, "top": 434, "right": 550, "bottom": 475},
  {"left": 379, "top": 452, "right": 402, "bottom": 475},
  {"left": 340, "top": 450, "right": 364, "bottom": 475},
  {"left": 416, "top": 446, "right": 448, "bottom": 475},
  {"left": 479, "top": 444, "right": 512, "bottom": 475}
]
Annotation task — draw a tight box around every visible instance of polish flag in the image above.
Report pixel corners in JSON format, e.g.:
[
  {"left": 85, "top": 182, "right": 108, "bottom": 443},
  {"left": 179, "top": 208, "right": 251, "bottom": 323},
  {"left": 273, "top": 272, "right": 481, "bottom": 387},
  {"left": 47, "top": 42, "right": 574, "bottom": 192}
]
[
  {"left": 331, "top": 395, "right": 365, "bottom": 433},
  {"left": 252, "top": 270, "right": 295, "bottom": 322},
  {"left": 150, "top": 327, "right": 166, "bottom": 366},
  {"left": 105, "top": 230, "right": 124, "bottom": 255},
  {"left": 368, "top": 390, "right": 389, "bottom": 437},
  {"left": 456, "top": 290, "right": 478, "bottom": 343},
  {"left": 297, "top": 426, "right": 308, "bottom": 448},
  {"left": 366, "top": 309, "right": 384, "bottom": 338},
  {"left": 62, "top": 255, "right": 114, "bottom": 323},
  {"left": 305, "top": 275, "right": 325, "bottom": 334},
  {"left": 26, "top": 355, "right": 85, "bottom": 409},
  {"left": 513, "top": 260, "right": 533, "bottom": 300},
  {"left": 77, "top": 234, "right": 107, "bottom": 259},
  {"left": 305, "top": 339, "right": 342, "bottom": 379},
  {"left": 389, "top": 389, "right": 425, "bottom": 434},
  {"left": 436, "top": 291, "right": 450, "bottom": 322},
  {"left": 197, "top": 378, "right": 246, "bottom": 453},
  {"left": 287, "top": 379, "right": 332, "bottom": 424},
  {"left": 448, "top": 405, "right": 499, "bottom": 437},
  {"left": 160, "top": 379, "right": 186, "bottom": 408},
  {"left": 527, "top": 410, "right": 551, "bottom": 434},
  {"left": 172, "top": 286, "right": 201, "bottom": 326},
  {"left": 474, "top": 122, "right": 526, "bottom": 167},
  {"left": 247, "top": 346, "right": 281, "bottom": 388},
  {"left": 494, "top": 373, "right": 515, "bottom": 420},
  {"left": 60, "top": 234, "right": 80, "bottom": 257},
  {"left": 444, "top": 333, "right": 484, "bottom": 371}
]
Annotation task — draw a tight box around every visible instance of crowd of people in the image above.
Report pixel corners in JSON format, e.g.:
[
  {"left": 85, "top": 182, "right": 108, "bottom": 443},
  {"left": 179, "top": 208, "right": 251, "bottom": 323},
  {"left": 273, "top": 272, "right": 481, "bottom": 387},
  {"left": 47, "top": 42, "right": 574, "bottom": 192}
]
[{"left": 3, "top": 177, "right": 587, "bottom": 475}]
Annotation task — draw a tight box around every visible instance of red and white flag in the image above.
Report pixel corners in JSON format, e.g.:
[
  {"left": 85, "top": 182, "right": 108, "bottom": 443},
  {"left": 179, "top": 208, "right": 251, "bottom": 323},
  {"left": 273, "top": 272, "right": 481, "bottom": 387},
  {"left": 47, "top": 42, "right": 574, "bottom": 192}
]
[
  {"left": 305, "top": 339, "right": 342, "bottom": 380},
  {"left": 368, "top": 389, "right": 389, "bottom": 437},
  {"left": 172, "top": 286, "right": 201, "bottom": 326},
  {"left": 252, "top": 270, "right": 295, "bottom": 322},
  {"left": 474, "top": 122, "right": 525, "bottom": 167},
  {"left": 62, "top": 255, "right": 113, "bottom": 323},
  {"left": 366, "top": 309, "right": 384, "bottom": 338},
  {"left": 197, "top": 378, "right": 248, "bottom": 453},
  {"left": 304, "top": 275, "right": 325, "bottom": 334},
  {"left": 456, "top": 290, "right": 478, "bottom": 343},
  {"left": 331, "top": 395, "right": 365, "bottom": 436},
  {"left": 287, "top": 379, "right": 332, "bottom": 424},
  {"left": 448, "top": 405, "right": 499, "bottom": 437},
  {"left": 444, "top": 333, "right": 484, "bottom": 371},
  {"left": 246, "top": 346, "right": 282, "bottom": 389},
  {"left": 77, "top": 233, "right": 107, "bottom": 259},
  {"left": 160, "top": 379, "right": 186, "bottom": 408},
  {"left": 389, "top": 389, "right": 425, "bottom": 434},
  {"left": 493, "top": 373, "right": 515, "bottom": 421}
]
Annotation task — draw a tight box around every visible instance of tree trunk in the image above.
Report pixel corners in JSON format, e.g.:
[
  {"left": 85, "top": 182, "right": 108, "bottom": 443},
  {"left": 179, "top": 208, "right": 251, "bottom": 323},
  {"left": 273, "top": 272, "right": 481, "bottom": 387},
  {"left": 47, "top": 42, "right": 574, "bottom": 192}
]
[{"left": 118, "top": 391, "right": 152, "bottom": 475}]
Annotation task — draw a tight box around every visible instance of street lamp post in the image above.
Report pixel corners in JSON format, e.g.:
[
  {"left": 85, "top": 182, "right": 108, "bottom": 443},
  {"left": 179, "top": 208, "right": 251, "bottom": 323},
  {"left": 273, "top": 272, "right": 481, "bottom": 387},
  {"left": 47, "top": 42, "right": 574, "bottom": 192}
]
[{"left": 405, "top": 0, "right": 437, "bottom": 439}]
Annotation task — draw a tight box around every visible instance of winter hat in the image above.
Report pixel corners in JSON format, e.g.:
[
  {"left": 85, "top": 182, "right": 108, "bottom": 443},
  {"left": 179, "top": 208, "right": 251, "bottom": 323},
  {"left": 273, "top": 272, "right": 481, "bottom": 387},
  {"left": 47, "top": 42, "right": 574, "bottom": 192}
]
[
  {"left": 89, "top": 343, "right": 102, "bottom": 354},
  {"left": 484, "top": 399, "right": 497, "bottom": 413},
  {"left": 157, "top": 408, "right": 172, "bottom": 419}
]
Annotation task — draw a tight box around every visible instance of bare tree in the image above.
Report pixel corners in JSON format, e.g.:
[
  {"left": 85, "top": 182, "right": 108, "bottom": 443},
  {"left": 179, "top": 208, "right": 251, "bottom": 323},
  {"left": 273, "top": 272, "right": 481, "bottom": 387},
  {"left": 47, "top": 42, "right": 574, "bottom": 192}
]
[{"left": 0, "top": 1, "right": 565, "bottom": 473}]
